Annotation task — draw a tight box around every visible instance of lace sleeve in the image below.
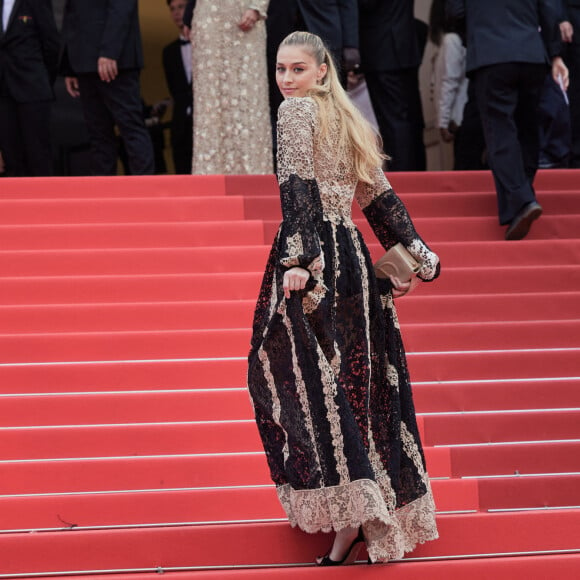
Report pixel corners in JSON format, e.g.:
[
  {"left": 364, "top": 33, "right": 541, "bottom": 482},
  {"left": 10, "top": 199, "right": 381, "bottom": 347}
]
[
  {"left": 276, "top": 98, "right": 324, "bottom": 274},
  {"left": 355, "top": 167, "right": 440, "bottom": 281}
]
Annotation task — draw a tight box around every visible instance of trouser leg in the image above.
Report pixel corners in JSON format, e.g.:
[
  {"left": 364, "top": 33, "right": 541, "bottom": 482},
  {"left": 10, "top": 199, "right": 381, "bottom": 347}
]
[
  {"left": 0, "top": 97, "right": 26, "bottom": 176},
  {"left": 365, "top": 68, "right": 426, "bottom": 171},
  {"left": 18, "top": 101, "right": 53, "bottom": 176},
  {"left": 77, "top": 74, "right": 119, "bottom": 175},
  {"left": 99, "top": 69, "right": 154, "bottom": 175},
  {"left": 564, "top": 39, "right": 580, "bottom": 167},
  {"left": 473, "top": 63, "right": 542, "bottom": 225}
]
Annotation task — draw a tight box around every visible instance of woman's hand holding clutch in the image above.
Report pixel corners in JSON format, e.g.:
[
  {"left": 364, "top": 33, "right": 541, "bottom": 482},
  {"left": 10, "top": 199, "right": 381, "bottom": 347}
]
[{"left": 389, "top": 275, "right": 420, "bottom": 298}]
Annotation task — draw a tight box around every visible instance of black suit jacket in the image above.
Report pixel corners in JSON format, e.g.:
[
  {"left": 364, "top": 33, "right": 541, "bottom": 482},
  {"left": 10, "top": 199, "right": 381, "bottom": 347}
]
[
  {"left": 60, "top": 0, "right": 144, "bottom": 75},
  {"left": 446, "top": 0, "right": 561, "bottom": 73},
  {"left": 358, "top": 0, "right": 421, "bottom": 72},
  {"left": 267, "top": 0, "right": 359, "bottom": 55},
  {"left": 0, "top": 0, "right": 59, "bottom": 102},
  {"left": 163, "top": 39, "right": 193, "bottom": 127},
  {"left": 297, "top": 0, "right": 358, "bottom": 52}
]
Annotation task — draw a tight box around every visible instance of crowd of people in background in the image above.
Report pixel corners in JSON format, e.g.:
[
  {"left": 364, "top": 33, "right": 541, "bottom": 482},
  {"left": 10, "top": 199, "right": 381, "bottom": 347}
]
[{"left": 0, "top": 1, "right": 579, "bottom": 185}]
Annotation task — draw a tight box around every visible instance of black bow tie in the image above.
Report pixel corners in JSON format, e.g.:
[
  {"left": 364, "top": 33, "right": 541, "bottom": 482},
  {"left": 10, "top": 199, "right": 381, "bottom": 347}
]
[{"left": 180, "top": 39, "right": 191, "bottom": 46}]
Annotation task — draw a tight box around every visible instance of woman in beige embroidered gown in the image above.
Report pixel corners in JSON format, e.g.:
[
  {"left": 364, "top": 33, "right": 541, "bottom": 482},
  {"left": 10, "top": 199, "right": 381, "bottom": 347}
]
[
  {"left": 247, "top": 32, "right": 440, "bottom": 565},
  {"left": 190, "top": 1, "right": 273, "bottom": 174}
]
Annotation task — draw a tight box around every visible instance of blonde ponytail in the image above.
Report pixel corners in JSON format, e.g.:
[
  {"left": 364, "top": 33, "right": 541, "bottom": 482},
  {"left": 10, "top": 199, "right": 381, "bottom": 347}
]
[{"left": 278, "top": 31, "right": 385, "bottom": 183}]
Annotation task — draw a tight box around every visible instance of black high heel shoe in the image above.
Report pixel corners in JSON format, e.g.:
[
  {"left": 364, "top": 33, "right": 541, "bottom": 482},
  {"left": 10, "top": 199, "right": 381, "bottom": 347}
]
[{"left": 316, "top": 527, "right": 365, "bottom": 566}]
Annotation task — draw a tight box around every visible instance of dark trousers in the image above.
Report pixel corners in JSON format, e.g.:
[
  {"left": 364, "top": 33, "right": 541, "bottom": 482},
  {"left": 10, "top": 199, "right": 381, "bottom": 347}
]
[
  {"left": 538, "top": 73, "right": 571, "bottom": 168},
  {"left": 563, "top": 37, "right": 580, "bottom": 167},
  {"left": 170, "top": 114, "right": 193, "bottom": 174},
  {"left": 473, "top": 62, "right": 546, "bottom": 225},
  {"left": 77, "top": 70, "right": 154, "bottom": 175},
  {"left": 0, "top": 97, "right": 53, "bottom": 176},
  {"left": 364, "top": 68, "right": 426, "bottom": 171}
]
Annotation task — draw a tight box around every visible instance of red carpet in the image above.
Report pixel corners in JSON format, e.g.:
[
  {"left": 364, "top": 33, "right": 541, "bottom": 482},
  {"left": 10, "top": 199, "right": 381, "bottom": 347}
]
[{"left": 0, "top": 170, "right": 579, "bottom": 578}]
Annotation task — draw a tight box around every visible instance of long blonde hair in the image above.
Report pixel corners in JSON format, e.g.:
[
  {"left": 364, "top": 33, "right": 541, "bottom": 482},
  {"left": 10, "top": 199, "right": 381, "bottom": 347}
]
[{"left": 278, "top": 31, "right": 385, "bottom": 183}]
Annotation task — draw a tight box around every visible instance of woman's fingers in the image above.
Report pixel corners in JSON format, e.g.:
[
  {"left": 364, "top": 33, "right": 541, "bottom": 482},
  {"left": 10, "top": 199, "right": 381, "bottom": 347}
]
[
  {"left": 389, "top": 275, "right": 415, "bottom": 298},
  {"left": 238, "top": 9, "right": 258, "bottom": 31},
  {"left": 283, "top": 268, "right": 309, "bottom": 299}
]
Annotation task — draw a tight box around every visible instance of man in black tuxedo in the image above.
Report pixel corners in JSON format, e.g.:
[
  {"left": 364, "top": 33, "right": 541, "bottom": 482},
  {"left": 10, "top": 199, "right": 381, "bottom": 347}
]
[
  {"left": 266, "top": 0, "right": 360, "bottom": 138},
  {"left": 447, "top": 0, "right": 567, "bottom": 240},
  {"left": 358, "top": 0, "right": 426, "bottom": 172},
  {"left": 561, "top": 1, "right": 580, "bottom": 167},
  {"left": 163, "top": 0, "right": 193, "bottom": 174},
  {"left": 0, "top": 0, "right": 59, "bottom": 176},
  {"left": 60, "top": 0, "right": 154, "bottom": 175}
]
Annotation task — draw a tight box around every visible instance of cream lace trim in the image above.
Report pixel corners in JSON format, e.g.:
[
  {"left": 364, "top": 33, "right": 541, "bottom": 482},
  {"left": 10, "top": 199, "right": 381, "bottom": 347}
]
[
  {"left": 407, "top": 239, "right": 439, "bottom": 281},
  {"left": 277, "top": 476, "right": 438, "bottom": 562}
]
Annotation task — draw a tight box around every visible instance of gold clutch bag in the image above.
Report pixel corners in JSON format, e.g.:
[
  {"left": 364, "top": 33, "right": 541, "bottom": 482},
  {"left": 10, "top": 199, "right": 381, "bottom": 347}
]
[{"left": 373, "top": 243, "right": 422, "bottom": 282}]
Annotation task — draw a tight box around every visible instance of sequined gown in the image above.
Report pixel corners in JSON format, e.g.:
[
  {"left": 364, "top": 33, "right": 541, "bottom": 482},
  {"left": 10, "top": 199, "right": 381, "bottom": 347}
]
[
  {"left": 190, "top": 1, "right": 273, "bottom": 174},
  {"left": 247, "top": 97, "right": 441, "bottom": 562}
]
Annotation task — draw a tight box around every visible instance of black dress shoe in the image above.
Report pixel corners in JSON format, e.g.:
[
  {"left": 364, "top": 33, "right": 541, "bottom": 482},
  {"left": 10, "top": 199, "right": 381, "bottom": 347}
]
[
  {"left": 504, "top": 201, "right": 543, "bottom": 240},
  {"left": 316, "top": 527, "right": 365, "bottom": 566}
]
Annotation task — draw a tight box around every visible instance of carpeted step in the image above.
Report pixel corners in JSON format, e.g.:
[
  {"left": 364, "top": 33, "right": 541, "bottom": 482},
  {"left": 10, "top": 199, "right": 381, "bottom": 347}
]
[
  {"left": 0, "top": 214, "right": 580, "bottom": 254},
  {"left": 0, "top": 454, "right": 273, "bottom": 496},
  {"left": 0, "top": 197, "right": 250, "bottom": 225},
  {"left": 223, "top": 168, "right": 579, "bottom": 195},
  {"left": 449, "top": 440, "right": 580, "bottom": 477},
  {"left": 2, "top": 238, "right": 580, "bottom": 274},
  {"left": 17, "top": 188, "right": 579, "bottom": 227},
  {"left": 0, "top": 449, "right": 453, "bottom": 495},
  {"left": 243, "top": 190, "right": 580, "bottom": 219},
  {"left": 0, "top": 478, "right": 478, "bottom": 533},
  {"left": 0, "top": 301, "right": 256, "bottom": 333},
  {"left": 0, "top": 175, "right": 229, "bottom": 199},
  {"left": 0, "top": 170, "right": 574, "bottom": 200},
  {"left": 2, "top": 377, "right": 577, "bottom": 423},
  {"left": 0, "top": 222, "right": 271, "bottom": 251},
  {"left": 3, "top": 378, "right": 580, "bottom": 429},
  {"left": 0, "top": 224, "right": 274, "bottom": 252},
  {"left": 478, "top": 473, "right": 580, "bottom": 510},
  {"left": 0, "top": 359, "right": 249, "bottom": 395},
  {"left": 1, "top": 349, "right": 578, "bottom": 396},
  {"left": 0, "top": 273, "right": 264, "bottom": 304},
  {"left": 30, "top": 554, "right": 580, "bottom": 580},
  {"left": 407, "top": 348, "right": 580, "bottom": 384},
  {"left": 2, "top": 292, "right": 578, "bottom": 335},
  {"left": 422, "top": 409, "right": 580, "bottom": 446},
  {"left": 413, "top": 378, "right": 580, "bottom": 412},
  {"left": 0, "top": 510, "right": 578, "bottom": 576},
  {"left": 396, "top": 291, "right": 580, "bottom": 323},
  {"left": 3, "top": 441, "right": 578, "bottom": 496},
  {"left": 2, "top": 410, "right": 577, "bottom": 461},
  {"left": 1, "top": 266, "right": 579, "bottom": 305},
  {"left": 1, "top": 319, "right": 578, "bottom": 364},
  {"left": 264, "top": 215, "right": 580, "bottom": 243},
  {"left": 0, "top": 421, "right": 266, "bottom": 459},
  {"left": 0, "top": 389, "right": 253, "bottom": 428}
]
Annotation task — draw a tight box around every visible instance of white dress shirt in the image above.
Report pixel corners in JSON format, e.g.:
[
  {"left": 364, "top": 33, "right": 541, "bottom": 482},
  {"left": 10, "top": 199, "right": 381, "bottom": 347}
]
[
  {"left": 180, "top": 36, "right": 193, "bottom": 86},
  {"left": 2, "top": 0, "right": 16, "bottom": 32}
]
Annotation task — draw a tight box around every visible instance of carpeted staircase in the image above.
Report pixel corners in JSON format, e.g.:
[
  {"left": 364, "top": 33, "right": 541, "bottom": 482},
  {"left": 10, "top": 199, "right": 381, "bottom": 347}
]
[{"left": 0, "top": 170, "right": 579, "bottom": 579}]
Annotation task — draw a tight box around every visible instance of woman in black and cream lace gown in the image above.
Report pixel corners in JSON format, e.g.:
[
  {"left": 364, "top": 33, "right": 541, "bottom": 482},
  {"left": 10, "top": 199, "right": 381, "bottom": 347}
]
[
  {"left": 189, "top": 1, "right": 273, "bottom": 174},
  {"left": 247, "top": 32, "right": 441, "bottom": 565}
]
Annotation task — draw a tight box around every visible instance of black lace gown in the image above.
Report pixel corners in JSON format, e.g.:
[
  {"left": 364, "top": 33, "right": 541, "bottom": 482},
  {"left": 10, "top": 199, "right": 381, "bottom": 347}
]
[{"left": 247, "top": 97, "right": 440, "bottom": 562}]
